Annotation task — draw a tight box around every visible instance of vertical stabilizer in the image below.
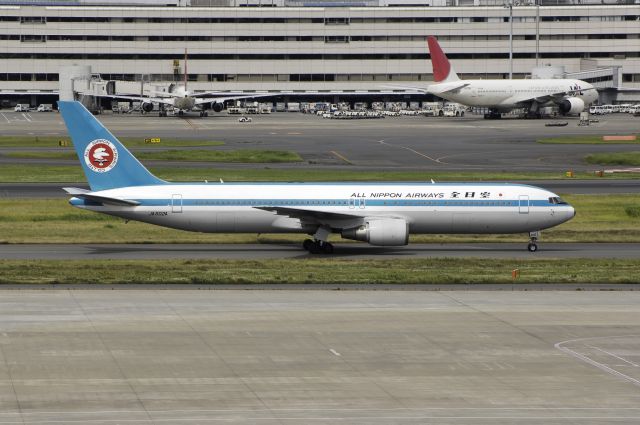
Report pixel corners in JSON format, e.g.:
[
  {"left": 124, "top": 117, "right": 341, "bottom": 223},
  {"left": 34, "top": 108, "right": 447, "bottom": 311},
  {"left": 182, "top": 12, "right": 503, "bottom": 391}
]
[
  {"left": 427, "top": 36, "right": 460, "bottom": 83},
  {"left": 58, "top": 101, "right": 166, "bottom": 191}
]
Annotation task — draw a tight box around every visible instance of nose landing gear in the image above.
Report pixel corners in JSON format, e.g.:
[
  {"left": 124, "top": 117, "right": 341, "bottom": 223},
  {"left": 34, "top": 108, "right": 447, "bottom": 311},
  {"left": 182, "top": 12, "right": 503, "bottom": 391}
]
[{"left": 527, "top": 231, "right": 540, "bottom": 252}]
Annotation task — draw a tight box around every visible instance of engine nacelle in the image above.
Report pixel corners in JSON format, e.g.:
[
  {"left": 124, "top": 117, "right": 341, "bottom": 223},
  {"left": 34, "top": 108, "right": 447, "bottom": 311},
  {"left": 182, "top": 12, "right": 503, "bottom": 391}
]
[
  {"left": 341, "top": 218, "right": 409, "bottom": 246},
  {"left": 559, "top": 97, "right": 585, "bottom": 115},
  {"left": 141, "top": 102, "right": 154, "bottom": 113},
  {"left": 210, "top": 102, "right": 223, "bottom": 113}
]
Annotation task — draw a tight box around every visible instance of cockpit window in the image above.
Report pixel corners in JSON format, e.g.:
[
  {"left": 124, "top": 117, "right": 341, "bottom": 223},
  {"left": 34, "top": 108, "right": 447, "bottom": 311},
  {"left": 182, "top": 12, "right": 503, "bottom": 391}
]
[{"left": 549, "top": 197, "right": 568, "bottom": 205}]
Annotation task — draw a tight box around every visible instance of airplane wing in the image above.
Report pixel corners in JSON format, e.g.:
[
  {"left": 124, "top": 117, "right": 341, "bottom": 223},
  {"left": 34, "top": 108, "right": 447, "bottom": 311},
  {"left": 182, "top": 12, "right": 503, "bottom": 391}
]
[
  {"left": 63, "top": 187, "right": 140, "bottom": 207},
  {"left": 255, "top": 206, "right": 361, "bottom": 220},
  {"left": 84, "top": 94, "right": 175, "bottom": 106},
  {"left": 193, "top": 94, "right": 273, "bottom": 105},
  {"left": 0, "top": 90, "right": 58, "bottom": 95},
  {"left": 532, "top": 91, "right": 574, "bottom": 104},
  {"left": 254, "top": 206, "right": 366, "bottom": 228}
]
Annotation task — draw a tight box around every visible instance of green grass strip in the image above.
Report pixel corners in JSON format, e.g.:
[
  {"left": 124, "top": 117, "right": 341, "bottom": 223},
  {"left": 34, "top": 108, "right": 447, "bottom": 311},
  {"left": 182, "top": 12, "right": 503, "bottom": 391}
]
[
  {"left": 2, "top": 164, "right": 639, "bottom": 184},
  {"left": 586, "top": 152, "right": 640, "bottom": 167},
  {"left": 6, "top": 149, "right": 303, "bottom": 163},
  {"left": 0, "top": 135, "right": 224, "bottom": 148},
  {"left": 0, "top": 258, "right": 638, "bottom": 284},
  {"left": 539, "top": 135, "right": 640, "bottom": 144}
]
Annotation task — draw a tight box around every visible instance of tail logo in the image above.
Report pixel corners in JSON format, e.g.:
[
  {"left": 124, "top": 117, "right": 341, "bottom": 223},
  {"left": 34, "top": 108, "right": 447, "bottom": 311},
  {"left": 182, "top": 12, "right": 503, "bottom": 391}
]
[{"left": 84, "top": 139, "right": 118, "bottom": 173}]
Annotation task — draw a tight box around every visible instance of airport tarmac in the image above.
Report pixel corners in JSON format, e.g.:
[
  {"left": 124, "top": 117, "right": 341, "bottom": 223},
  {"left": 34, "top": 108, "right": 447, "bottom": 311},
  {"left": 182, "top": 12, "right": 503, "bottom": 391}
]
[
  {"left": 1, "top": 111, "right": 639, "bottom": 172},
  {"left": 0, "top": 290, "right": 638, "bottom": 424},
  {"left": 3, "top": 242, "right": 640, "bottom": 260}
]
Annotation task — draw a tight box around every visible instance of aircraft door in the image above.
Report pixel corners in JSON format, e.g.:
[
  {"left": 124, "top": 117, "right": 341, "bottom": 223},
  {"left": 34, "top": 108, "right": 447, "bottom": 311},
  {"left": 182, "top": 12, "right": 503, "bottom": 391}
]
[
  {"left": 172, "top": 194, "right": 183, "bottom": 213},
  {"left": 518, "top": 195, "right": 529, "bottom": 214},
  {"left": 349, "top": 198, "right": 366, "bottom": 209}
]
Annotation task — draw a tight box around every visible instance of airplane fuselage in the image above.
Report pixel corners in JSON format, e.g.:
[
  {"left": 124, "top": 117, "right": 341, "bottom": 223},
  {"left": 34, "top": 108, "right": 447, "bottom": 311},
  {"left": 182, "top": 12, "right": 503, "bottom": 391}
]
[
  {"left": 70, "top": 183, "right": 575, "bottom": 236},
  {"left": 429, "top": 78, "right": 598, "bottom": 112}
]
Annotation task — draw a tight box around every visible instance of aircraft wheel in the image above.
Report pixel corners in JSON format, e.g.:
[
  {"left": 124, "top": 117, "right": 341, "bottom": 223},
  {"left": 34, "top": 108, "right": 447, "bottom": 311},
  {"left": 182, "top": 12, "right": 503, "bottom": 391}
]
[
  {"left": 321, "top": 243, "right": 334, "bottom": 254},
  {"left": 460, "top": 111, "right": 464, "bottom": 117},
  {"left": 527, "top": 243, "right": 538, "bottom": 253},
  {"left": 203, "top": 111, "right": 208, "bottom": 117},
  {"left": 303, "top": 239, "right": 314, "bottom": 251}
]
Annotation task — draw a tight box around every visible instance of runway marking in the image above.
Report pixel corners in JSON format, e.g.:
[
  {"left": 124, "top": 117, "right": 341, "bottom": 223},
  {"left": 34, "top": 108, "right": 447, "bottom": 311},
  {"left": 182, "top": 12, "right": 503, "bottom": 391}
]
[
  {"left": 589, "top": 345, "right": 640, "bottom": 367},
  {"left": 376, "top": 139, "right": 446, "bottom": 164},
  {"left": 183, "top": 118, "right": 199, "bottom": 130},
  {"left": 287, "top": 132, "right": 302, "bottom": 135},
  {"left": 329, "top": 348, "right": 341, "bottom": 356},
  {"left": 555, "top": 335, "right": 640, "bottom": 388},
  {"left": 22, "top": 113, "right": 32, "bottom": 122},
  {"left": 0, "top": 415, "right": 638, "bottom": 423},
  {"left": 1, "top": 407, "right": 639, "bottom": 416},
  {"left": 330, "top": 150, "right": 352, "bottom": 165},
  {"left": 0, "top": 113, "right": 9, "bottom": 123}
]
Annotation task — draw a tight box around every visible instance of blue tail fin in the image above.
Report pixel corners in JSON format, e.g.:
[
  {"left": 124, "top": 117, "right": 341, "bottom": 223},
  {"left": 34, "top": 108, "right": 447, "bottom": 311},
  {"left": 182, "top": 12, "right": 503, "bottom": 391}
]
[{"left": 58, "top": 101, "right": 165, "bottom": 191}]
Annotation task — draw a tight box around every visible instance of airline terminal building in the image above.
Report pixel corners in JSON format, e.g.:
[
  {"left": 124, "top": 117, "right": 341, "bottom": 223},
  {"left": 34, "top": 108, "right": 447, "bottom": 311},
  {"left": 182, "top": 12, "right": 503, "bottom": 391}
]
[{"left": 0, "top": 1, "right": 638, "bottom": 104}]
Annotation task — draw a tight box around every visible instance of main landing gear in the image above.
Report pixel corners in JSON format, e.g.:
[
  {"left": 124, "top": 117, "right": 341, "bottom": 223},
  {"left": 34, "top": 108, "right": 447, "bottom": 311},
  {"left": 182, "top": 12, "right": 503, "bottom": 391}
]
[
  {"left": 527, "top": 231, "right": 540, "bottom": 252},
  {"left": 199, "top": 111, "right": 208, "bottom": 117},
  {"left": 303, "top": 226, "right": 334, "bottom": 254},
  {"left": 483, "top": 109, "right": 502, "bottom": 119},
  {"left": 303, "top": 239, "right": 334, "bottom": 254}
]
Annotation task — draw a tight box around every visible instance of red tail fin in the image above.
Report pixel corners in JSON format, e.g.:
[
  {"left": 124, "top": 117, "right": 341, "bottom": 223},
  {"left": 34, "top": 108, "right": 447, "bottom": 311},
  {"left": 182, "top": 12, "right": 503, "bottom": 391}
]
[{"left": 427, "top": 36, "right": 452, "bottom": 83}]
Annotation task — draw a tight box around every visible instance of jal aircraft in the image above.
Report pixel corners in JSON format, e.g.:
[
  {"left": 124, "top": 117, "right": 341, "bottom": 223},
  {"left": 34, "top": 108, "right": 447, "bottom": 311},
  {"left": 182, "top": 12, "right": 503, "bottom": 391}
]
[
  {"left": 423, "top": 36, "right": 598, "bottom": 119},
  {"left": 58, "top": 101, "right": 574, "bottom": 253}
]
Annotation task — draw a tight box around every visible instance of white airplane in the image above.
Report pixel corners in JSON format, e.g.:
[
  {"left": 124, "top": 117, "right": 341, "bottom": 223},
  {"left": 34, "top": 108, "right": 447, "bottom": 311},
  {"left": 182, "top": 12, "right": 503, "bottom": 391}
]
[
  {"left": 58, "top": 100, "right": 575, "bottom": 253},
  {"left": 423, "top": 36, "right": 598, "bottom": 119},
  {"left": 95, "top": 49, "right": 268, "bottom": 117},
  {"left": 100, "top": 83, "right": 265, "bottom": 117}
]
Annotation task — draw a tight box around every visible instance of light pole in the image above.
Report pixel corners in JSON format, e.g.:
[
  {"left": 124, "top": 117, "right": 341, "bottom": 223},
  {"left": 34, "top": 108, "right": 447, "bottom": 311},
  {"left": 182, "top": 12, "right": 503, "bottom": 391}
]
[
  {"left": 506, "top": 0, "right": 513, "bottom": 80},
  {"left": 535, "top": 0, "right": 540, "bottom": 67}
]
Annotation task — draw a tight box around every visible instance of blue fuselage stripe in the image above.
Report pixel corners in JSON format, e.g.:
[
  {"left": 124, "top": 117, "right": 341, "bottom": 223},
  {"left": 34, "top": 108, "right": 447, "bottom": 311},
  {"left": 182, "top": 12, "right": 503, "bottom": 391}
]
[{"left": 78, "top": 198, "right": 563, "bottom": 208}]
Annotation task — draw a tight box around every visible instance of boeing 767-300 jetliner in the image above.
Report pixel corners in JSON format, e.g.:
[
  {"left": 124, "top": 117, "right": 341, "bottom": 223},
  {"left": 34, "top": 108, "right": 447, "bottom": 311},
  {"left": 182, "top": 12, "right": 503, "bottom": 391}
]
[{"left": 58, "top": 101, "right": 574, "bottom": 252}]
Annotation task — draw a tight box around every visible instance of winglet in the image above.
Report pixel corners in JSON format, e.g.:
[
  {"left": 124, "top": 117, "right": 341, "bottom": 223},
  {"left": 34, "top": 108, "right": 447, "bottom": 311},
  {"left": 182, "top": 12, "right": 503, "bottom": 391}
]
[{"left": 427, "top": 36, "right": 459, "bottom": 83}]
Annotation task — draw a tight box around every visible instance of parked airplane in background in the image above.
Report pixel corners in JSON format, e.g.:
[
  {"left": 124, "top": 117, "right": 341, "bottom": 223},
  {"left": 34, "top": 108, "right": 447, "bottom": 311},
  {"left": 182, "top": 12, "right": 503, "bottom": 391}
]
[
  {"left": 99, "top": 84, "right": 264, "bottom": 117},
  {"left": 95, "top": 49, "right": 266, "bottom": 116},
  {"left": 424, "top": 36, "right": 598, "bottom": 119},
  {"left": 58, "top": 101, "right": 575, "bottom": 253}
]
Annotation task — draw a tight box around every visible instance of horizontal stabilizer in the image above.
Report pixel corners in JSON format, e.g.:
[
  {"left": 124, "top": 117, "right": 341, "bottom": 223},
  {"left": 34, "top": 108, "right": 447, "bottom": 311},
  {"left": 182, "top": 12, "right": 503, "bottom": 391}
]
[
  {"left": 428, "top": 81, "right": 470, "bottom": 95},
  {"left": 63, "top": 187, "right": 140, "bottom": 206}
]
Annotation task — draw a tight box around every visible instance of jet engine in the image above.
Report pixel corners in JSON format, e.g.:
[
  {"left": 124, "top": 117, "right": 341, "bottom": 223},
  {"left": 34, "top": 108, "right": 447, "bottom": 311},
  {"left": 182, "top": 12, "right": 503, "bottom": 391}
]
[
  {"left": 559, "top": 97, "right": 585, "bottom": 115},
  {"left": 141, "top": 102, "right": 154, "bottom": 113},
  {"left": 341, "top": 218, "right": 409, "bottom": 246},
  {"left": 210, "top": 102, "right": 223, "bottom": 113}
]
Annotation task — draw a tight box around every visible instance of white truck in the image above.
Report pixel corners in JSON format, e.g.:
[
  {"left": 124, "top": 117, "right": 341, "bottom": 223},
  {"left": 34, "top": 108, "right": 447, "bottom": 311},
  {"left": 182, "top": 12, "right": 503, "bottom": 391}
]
[
  {"left": 36, "top": 104, "right": 53, "bottom": 112},
  {"left": 14, "top": 104, "right": 30, "bottom": 112},
  {"left": 442, "top": 103, "right": 466, "bottom": 117}
]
